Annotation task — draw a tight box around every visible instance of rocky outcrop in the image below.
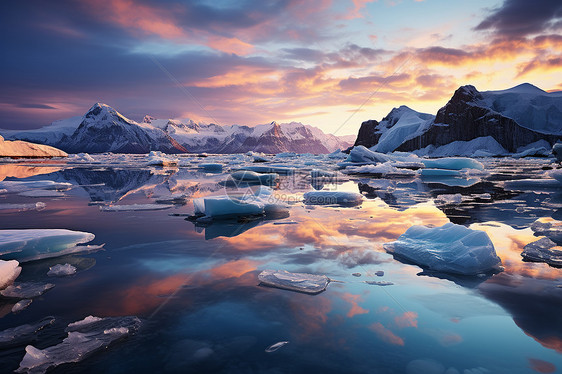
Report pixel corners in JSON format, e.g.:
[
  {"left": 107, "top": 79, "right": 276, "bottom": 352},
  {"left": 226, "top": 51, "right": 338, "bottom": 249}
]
[
  {"left": 353, "top": 120, "right": 380, "bottom": 148},
  {"left": 396, "top": 86, "right": 560, "bottom": 153}
]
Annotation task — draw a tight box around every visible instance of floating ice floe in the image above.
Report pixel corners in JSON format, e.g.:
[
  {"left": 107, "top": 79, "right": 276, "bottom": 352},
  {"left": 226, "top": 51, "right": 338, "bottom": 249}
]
[
  {"left": 549, "top": 169, "right": 562, "bottom": 183},
  {"left": 12, "top": 299, "right": 32, "bottom": 313},
  {"left": 100, "top": 203, "right": 174, "bottom": 212},
  {"left": 0, "top": 259, "right": 21, "bottom": 290},
  {"left": 364, "top": 280, "right": 394, "bottom": 286},
  {"left": 265, "top": 341, "right": 289, "bottom": 353},
  {"left": 192, "top": 186, "right": 288, "bottom": 220},
  {"left": 229, "top": 170, "right": 279, "bottom": 184},
  {"left": 198, "top": 163, "right": 223, "bottom": 172},
  {"left": 1, "top": 282, "right": 55, "bottom": 299},
  {"left": 68, "top": 153, "right": 96, "bottom": 163},
  {"left": 258, "top": 269, "right": 329, "bottom": 294},
  {"left": 435, "top": 194, "right": 463, "bottom": 205},
  {"left": 253, "top": 155, "right": 271, "bottom": 163},
  {"left": 0, "top": 317, "right": 55, "bottom": 348},
  {"left": 47, "top": 263, "right": 77, "bottom": 277},
  {"left": 521, "top": 238, "right": 562, "bottom": 267},
  {"left": 310, "top": 169, "right": 335, "bottom": 178},
  {"left": 503, "top": 178, "right": 561, "bottom": 191},
  {"left": 530, "top": 217, "right": 562, "bottom": 244},
  {"left": 16, "top": 315, "right": 141, "bottom": 374},
  {"left": 343, "top": 163, "right": 416, "bottom": 176},
  {"left": 384, "top": 223, "right": 502, "bottom": 275},
  {"left": 0, "top": 180, "right": 72, "bottom": 193},
  {"left": 346, "top": 146, "right": 389, "bottom": 164},
  {"left": 146, "top": 151, "right": 178, "bottom": 167},
  {"left": 0, "top": 229, "right": 102, "bottom": 262},
  {"left": 0, "top": 202, "right": 46, "bottom": 211},
  {"left": 242, "top": 165, "right": 294, "bottom": 175},
  {"left": 553, "top": 143, "right": 562, "bottom": 162},
  {"left": 421, "top": 158, "right": 484, "bottom": 170},
  {"left": 303, "top": 191, "right": 363, "bottom": 206}
]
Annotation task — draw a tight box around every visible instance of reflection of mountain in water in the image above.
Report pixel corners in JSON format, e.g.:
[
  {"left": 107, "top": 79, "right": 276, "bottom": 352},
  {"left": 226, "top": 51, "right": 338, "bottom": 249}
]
[
  {"left": 479, "top": 274, "right": 562, "bottom": 353},
  {"left": 59, "top": 167, "right": 164, "bottom": 202}
]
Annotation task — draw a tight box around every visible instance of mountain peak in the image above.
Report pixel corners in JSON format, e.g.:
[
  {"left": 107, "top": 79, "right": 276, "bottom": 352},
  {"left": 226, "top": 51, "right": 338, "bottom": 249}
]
[{"left": 489, "top": 83, "right": 547, "bottom": 95}]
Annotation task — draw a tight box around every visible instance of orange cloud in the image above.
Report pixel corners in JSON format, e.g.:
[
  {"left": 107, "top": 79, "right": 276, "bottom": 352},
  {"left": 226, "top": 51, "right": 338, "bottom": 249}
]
[
  {"left": 369, "top": 322, "right": 405, "bottom": 346},
  {"left": 341, "top": 293, "right": 369, "bottom": 317},
  {"left": 394, "top": 311, "right": 418, "bottom": 328}
]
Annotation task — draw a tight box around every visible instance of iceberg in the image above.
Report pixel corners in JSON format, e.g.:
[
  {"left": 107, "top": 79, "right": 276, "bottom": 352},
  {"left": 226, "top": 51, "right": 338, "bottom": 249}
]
[
  {"left": 17, "top": 315, "right": 141, "bottom": 374},
  {"left": 421, "top": 158, "right": 484, "bottom": 170},
  {"left": 530, "top": 217, "right": 562, "bottom": 244},
  {"left": 553, "top": 142, "right": 562, "bottom": 162},
  {"left": 1, "top": 282, "right": 55, "bottom": 299},
  {"left": 384, "top": 223, "right": 502, "bottom": 275},
  {"left": 0, "top": 259, "right": 21, "bottom": 290},
  {"left": 420, "top": 169, "right": 463, "bottom": 177},
  {"left": 47, "top": 263, "right": 77, "bottom": 277},
  {"left": 0, "top": 202, "right": 46, "bottom": 211},
  {"left": 146, "top": 151, "right": 178, "bottom": 166},
  {"left": 522, "top": 238, "right": 562, "bottom": 267},
  {"left": 0, "top": 135, "right": 67, "bottom": 158},
  {"left": 12, "top": 299, "right": 32, "bottom": 313},
  {"left": 0, "top": 180, "right": 72, "bottom": 193},
  {"left": 258, "top": 269, "right": 329, "bottom": 294},
  {"left": 346, "top": 146, "right": 389, "bottom": 163},
  {"left": 0, "top": 229, "right": 102, "bottom": 262},
  {"left": 0, "top": 317, "right": 55, "bottom": 348},
  {"left": 303, "top": 191, "right": 363, "bottom": 206},
  {"left": 343, "top": 163, "right": 416, "bottom": 176},
  {"left": 18, "top": 190, "right": 65, "bottom": 198}
]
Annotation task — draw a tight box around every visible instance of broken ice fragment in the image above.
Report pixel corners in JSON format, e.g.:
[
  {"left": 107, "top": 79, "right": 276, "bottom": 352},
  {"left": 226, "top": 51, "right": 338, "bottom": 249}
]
[
  {"left": 258, "top": 270, "right": 329, "bottom": 294},
  {"left": 1, "top": 282, "right": 55, "bottom": 299},
  {"left": 0, "top": 229, "right": 102, "bottom": 262},
  {"left": 12, "top": 299, "right": 32, "bottom": 313},
  {"left": 0, "top": 259, "right": 21, "bottom": 290},
  {"left": 375, "top": 271, "right": 384, "bottom": 277},
  {"left": 522, "top": 237, "right": 562, "bottom": 267},
  {"left": 100, "top": 203, "right": 174, "bottom": 212},
  {"left": 365, "top": 281, "right": 394, "bottom": 286},
  {"left": 47, "top": 263, "right": 77, "bottom": 277},
  {"left": 384, "top": 223, "right": 502, "bottom": 275},
  {"left": 530, "top": 217, "right": 562, "bottom": 244},
  {"left": 0, "top": 317, "right": 55, "bottom": 348},
  {"left": 265, "top": 341, "right": 289, "bottom": 353},
  {"left": 17, "top": 315, "right": 141, "bottom": 374}
]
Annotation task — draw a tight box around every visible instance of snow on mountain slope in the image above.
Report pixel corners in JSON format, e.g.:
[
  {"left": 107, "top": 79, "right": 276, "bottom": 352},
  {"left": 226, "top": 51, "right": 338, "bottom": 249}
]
[
  {"left": 370, "top": 106, "right": 434, "bottom": 153},
  {"left": 1, "top": 116, "right": 82, "bottom": 144},
  {"left": 480, "top": 83, "right": 562, "bottom": 134},
  {"left": 2, "top": 104, "right": 350, "bottom": 154}
]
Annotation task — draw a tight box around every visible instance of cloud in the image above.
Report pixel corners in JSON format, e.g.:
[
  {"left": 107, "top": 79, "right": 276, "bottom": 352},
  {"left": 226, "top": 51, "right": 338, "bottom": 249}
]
[
  {"left": 14, "top": 103, "right": 57, "bottom": 110},
  {"left": 369, "top": 322, "right": 405, "bottom": 345},
  {"left": 475, "top": 0, "right": 562, "bottom": 38}
]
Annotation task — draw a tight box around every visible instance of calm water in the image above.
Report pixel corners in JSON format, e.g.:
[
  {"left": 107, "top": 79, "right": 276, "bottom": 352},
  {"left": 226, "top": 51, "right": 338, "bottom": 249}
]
[{"left": 0, "top": 154, "right": 560, "bottom": 374}]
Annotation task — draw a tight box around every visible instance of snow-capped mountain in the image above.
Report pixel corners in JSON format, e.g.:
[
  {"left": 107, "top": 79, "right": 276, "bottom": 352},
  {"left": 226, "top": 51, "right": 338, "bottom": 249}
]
[
  {"left": 1, "top": 104, "right": 353, "bottom": 154},
  {"left": 353, "top": 83, "right": 562, "bottom": 155}
]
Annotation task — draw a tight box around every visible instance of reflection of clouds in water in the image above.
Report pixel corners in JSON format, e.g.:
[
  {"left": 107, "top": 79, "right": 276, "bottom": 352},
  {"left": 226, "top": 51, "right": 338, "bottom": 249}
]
[
  {"left": 340, "top": 293, "right": 369, "bottom": 318},
  {"left": 471, "top": 222, "right": 560, "bottom": 280},
  {"left": 369, "top": 322, "right": 404, "bottom": 346}
]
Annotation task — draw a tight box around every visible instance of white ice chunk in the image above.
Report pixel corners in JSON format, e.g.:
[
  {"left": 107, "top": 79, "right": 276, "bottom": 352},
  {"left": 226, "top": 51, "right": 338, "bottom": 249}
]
[
  {"left": 521, "top": 237, "right": 562, "bottom": 267},
  {"left": 265, "top": 341, "right": 289, "bottom": 353},
  {"left": 346, "top": 146, "right": 389, "bottom": 163},
  {"left": 17, "top": 316, "right": 141, "bottom": 374},
  {"left": 303, "top": 191, "right": 363, "bottom": 206},
  {"left": 384, "top": 223, "right": 502, "bottom": 275},
  {"left": 67, "top": 316, "right": 103, "bottom": 329},
  {"left": 0, "top": 180, "right": 72, "bottom": 193},
  {"left": 0, "top": 202, "right": 46, "bottom": 211},
  {"left": 230, "top": 170, "right": 279, "bottom": 184},
  {"left": 12, "top": 299, "right": 32, "bottom": 313},
  {"left": 435, "top": 194, "right": 463, "bottom": 205},
  {"left": 100, "top": 204, "right": 174, "bottom": 212},
  {"left": 258, "top": 269, "right": 329, "bottom": 294},
  {"left": 0, "top": 229, "right": 100, "bottom": 262},
  {"left": 47, "top": 263, "right": 77, "bottom": 277},
  {"left": 0, "top": 317, "right": 55, "bottom": 347},
  {"left": 553, "top": 143, "right": 562, "bottom": 162},
  {"left": 18, "top": 190, "right": 65, "bottom": 198},
  {"left": 421, "top": 158, "right": 484, "bottom": 170},
  {"left": 146, "top": 151, "right": 178, "bottom": 166},
  {"left": 0, "top": 260, "right": 21, "bottom": 290},
  {"left": 68, "top": 153, "right": 96, "bottom": 163},
  {"left": 204, "top": 196, "right": 264, "bottom": 218},
  {"left": 1, "top": 282, "right": 55, "bottom": 298},
  {"left": 549, "top": 169, "right": 562, "bottom": 183}
]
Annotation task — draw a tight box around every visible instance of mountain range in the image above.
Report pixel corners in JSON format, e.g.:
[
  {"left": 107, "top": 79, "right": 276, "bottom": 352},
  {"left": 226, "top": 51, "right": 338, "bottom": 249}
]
[
  {"left": 353, "top": 83, "right": 562, "bottom": 156},
  {"left": 1, "top": 104, "right": 354, "bottom": 154}
]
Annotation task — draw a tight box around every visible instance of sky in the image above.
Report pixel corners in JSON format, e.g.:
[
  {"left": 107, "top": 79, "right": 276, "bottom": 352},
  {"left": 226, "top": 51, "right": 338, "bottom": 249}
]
[{"left": 0, "top": 0, "right": 561, "bottom": 135}]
